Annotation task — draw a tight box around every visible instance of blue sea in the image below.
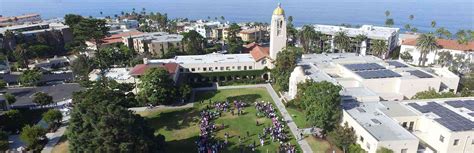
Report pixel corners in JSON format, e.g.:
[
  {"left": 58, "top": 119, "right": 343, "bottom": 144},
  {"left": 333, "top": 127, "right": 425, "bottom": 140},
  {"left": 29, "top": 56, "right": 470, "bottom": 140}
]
[{"left": 1, "top": 0, "right": 473, "bottom": 33}]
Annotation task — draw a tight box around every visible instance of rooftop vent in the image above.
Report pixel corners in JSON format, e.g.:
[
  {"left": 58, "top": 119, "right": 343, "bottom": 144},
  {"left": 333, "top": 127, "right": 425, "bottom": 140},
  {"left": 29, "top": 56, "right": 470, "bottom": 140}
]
[
  {"left": 371, "top": 119, "right": 382, "bottom": 125},
  {"left": 356, "top": 108, "right": 366, "bottom": 113}
]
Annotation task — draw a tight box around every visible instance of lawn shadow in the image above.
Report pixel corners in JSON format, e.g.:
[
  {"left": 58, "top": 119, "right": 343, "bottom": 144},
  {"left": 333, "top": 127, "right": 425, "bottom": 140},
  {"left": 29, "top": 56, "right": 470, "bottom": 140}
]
[
  {"left": 226, "top": 94, "right": 262, "bottom": 104},
  {"left": 194, "top": 90, "right": 221, "bottom": 102},
  {"left": 146, "top": 107, "right": 200, "bottom": 131}
]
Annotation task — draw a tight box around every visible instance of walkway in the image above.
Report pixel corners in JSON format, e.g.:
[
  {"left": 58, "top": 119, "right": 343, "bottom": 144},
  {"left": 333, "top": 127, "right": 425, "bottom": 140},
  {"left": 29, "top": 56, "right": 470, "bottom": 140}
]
[
  {"left": 41, "top": 126, "right": 66, "bottom": 153},
  {"left": 194, "top": 84, "right": 313, "bottom": 153}
]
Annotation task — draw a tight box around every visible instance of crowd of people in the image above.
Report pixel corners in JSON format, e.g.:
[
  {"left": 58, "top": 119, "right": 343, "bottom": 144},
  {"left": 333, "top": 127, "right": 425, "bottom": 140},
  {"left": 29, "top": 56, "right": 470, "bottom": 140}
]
[{"left": 196, "top": 99, "right": 296, "bottom": 153}]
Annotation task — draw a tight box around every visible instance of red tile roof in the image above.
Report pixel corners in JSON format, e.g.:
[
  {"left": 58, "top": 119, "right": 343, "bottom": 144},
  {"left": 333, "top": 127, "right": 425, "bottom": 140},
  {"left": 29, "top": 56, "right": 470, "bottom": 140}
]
[
  {"left": 247, "top": 43, "right": 270, "bottom": 61},
  {"left": 101, "top": 31, "right": 143, "bottom": 45},
  {"left": 129, "top": 63, "right": 179, "bottom": 76},
  {"left": 402, "top": 38, "right": 474, "bottom": 51}
]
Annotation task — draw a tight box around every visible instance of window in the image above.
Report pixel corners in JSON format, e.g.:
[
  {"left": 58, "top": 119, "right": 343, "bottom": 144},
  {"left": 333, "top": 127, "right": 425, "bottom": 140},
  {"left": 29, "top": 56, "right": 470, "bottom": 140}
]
[
  {"left": 244, "top": 66, "right": 247, "bottom": 70},
  {"left": 249, "top": 66, "right": 253, "bottom": 70},
  {"left": 439, "top": 135, "right": 444, "bottom": 142},
  {"left": 180, "top": 68, "right": 184, "bottom": 72},
  {"left": 226, "top": 67, "right": 230, "bottom": 70},
  {"left": 203, "top": 68, "right": 207, "bottom": 71},
  {"left": 472, "top": 139, "right": 474, "bottom": 145},
  {"left": 220, "top": 67, "right": 224, "bottom": 70},
  {"left": 402, "top": 122, "right": 407, "bottom": 128},
  {"left": 209, "top": 67, "right": 213, "bottom": 71},
  {"left": 237, "top": 66, "right": 241, "bottom": 70},
  {"left": 408, "top": 122, "right": 414, "bottom": 131},
  {"left": 360, "top": 136, "right": 364, "bottom": 142},
  {"left": 232, "top": 66, "right": 235, "bottom": 69},
  {"left": 191, "top": 68, "right": 195, "bottom": 72},
  {"left": 401, "top": 149, "right": 408, "bottom": 153},
  {"left": 454, "top": 139, "right": 459, "bottom": 146}
]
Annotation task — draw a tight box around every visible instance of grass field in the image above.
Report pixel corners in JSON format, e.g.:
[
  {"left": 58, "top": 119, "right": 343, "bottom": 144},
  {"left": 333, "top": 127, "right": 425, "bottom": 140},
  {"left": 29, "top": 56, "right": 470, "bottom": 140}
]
[
  {"left": 51, "top": 136, "right": 68, "bottom": 153},
  {"left": 142, "top": 88, "right": 300, "bottom": 153}
]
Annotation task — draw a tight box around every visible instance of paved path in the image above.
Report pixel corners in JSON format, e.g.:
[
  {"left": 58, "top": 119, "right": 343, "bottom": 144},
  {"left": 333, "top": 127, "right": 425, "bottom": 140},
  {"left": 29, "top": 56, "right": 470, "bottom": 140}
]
[
  {"left": 128, "top": 103, "right": 194, "bottom": 112},
  {"left": 41, "top": 126, "right": 66, "bottom": 153},
  {"left": 194, "top": 84, "right": 313, "bottom": 153}
]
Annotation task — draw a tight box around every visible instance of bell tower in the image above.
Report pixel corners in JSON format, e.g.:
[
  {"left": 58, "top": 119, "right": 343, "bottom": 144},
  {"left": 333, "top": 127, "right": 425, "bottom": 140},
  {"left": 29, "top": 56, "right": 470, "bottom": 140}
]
[{"left": 269, "top": 3, "right": 287, "bottom": 62}]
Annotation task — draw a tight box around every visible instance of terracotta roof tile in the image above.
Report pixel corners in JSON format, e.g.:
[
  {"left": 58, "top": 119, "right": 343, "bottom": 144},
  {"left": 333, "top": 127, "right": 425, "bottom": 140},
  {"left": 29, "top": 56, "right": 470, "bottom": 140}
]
[
  {"left": 129, "top": 63, "right": 179, "bottom": 76},
  {"left": 100, "top": 31, "right": 143, "bottom": 45},
  {"left": 248, "top": 43, "right": 270, "bottom": 61},
  {"left": 402, "top": 38, "right": 474, "bottom": 51}
]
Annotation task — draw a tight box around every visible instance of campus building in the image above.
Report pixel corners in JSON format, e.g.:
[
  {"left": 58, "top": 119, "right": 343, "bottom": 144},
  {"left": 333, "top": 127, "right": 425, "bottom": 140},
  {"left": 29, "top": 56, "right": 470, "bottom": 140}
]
[
  {"left": 85, "top": 29, "right": 143, "bottom": 50},
  {"left": 288, "top": 53, "right": 460, "bottom": 101},
  {"left": 0, "top": 14, "right": 41, "bottom": 26},
  {"left": 400, "top": 38, "right": 474, "bottom": 66},
  {"left": 239, "top": 27, "right": 266, "bottom": 42},
  {"left": 312, "top": 24, "right": 399, "bottom": 56},
  {"left": 183, "top": 20, "right": 225, "bottom": 39},
  {"left": 0, "top": 22, "right": 72, "bottom": 50},
  {"left": 343, "top": 97, "right": 474, "bottom": 153},
  {"left": 122, "top": 32, "right": 185, "bottom": 57}
]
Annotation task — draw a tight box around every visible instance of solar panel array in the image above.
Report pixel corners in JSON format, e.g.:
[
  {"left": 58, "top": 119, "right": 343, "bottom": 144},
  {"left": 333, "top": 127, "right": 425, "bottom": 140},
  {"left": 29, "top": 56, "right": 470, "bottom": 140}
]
[
  {"left": 355, "top": 69, "right": 402, "bottom": 79},
  {"left": 408, "top": 70, "right": 433, "bottom": 78},
  {"left": 446, "top": 100, "right": 474, "bottom": 111},
  {"left": 408, "top": 102, "right": 474, "bottom": 131},
  {"left": 387, "top": 61, "right": 408, "bottom": 68},
  {"left": 344, "top": 63, "right": 386, "bottom": 71}
]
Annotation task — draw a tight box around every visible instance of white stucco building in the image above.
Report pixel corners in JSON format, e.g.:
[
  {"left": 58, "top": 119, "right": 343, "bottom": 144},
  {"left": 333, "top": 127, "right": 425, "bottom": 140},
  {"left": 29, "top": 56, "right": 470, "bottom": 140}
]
[
  {"left": 312, "top": 24, "right": 399, "bottom": 56},
  {"left": 400, "top": 38, "right": 474, "bottom": 67},
  {"left": 122, "top": 32, "right": 184, "bottom": 57},
  {"left": 288, "top": 53, "right": 460, "bottom": 101}
]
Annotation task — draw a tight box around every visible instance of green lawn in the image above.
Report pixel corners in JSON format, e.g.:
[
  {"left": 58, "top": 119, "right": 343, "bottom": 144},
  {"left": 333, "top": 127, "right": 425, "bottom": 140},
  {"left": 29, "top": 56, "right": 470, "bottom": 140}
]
[
  {"left": 286, "top": 106, "right": 310, "bottom": 129},
  {"left": 142, "top": 88, "right": 300, "bottom": 153}
]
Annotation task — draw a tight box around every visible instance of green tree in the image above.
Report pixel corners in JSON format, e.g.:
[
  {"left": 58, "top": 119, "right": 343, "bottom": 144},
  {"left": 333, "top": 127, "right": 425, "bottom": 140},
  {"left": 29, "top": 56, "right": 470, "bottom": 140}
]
[
  {"left": 456, "top": 30, "right": 473, "bottom": 45},
  {"left": 404, "top": 24, "right": 411, "bottom": 31},
  {"left": 416, "top": 33, "right": 439, "bottom": 66},
  {"left": 42, "top": 109, "right": 63, "bottom": 129},
  {"left": 371, "top": 40, "right": 387, "bottom": 58},
  {"left": 72, "top": 18, "right": 109, "bottom": 52},
  {"left": 0, "top": 130, "right": 8, "bottom": 151},
  {"left": 182, "top": 30, "right": 205, "bottom": 55},
  {"left": 409, "top": 14, "right": 414, "bottom": 21},
  {"left": 33, "top": 92, "right": 53, "bottom": 105},
  {"left": 64, "top": 14, "right": 84, "bottom": 27},
  {"left": 377, "top": 147, "right": 394, "bottom": 153},
  {"left": 138, "top": 68, "right": 177, "bottom": 105},
  {"left": 354, "top": 34, "right": 368, "bottom": 54},
  {"left": 298, "top": 25, "right": 320, "bottom": 53},
  {"left": 431, "top": 20, "right": 437, "bottom": 28},
  {"left": 412, "top": 88, "right": 457, "bottom": 99},
  {"left": 19, "top": 125, "right": 47, "bottom": 151},
  {"left": 297, "top": 81, "right": 342, "bottom": 133},
  {"left": 400, "top": 51, "right": 413, "bottom": 62},
  {"left": 19, "top": 69, "right": 42, "bottom": 86},
  {"left": 227, "top": 23, "right": 244, "bottom": 54},
  {"left": 28, "top": 44, "right": 52, "bottom": 58},
  {"left": 327, "top": 122, "right": 356, "bottom": 152},
  {"left": 14, "top": 43, "right": 30, "bottom": 68},
  {"left": 71, "top": 54, "right": 94, "bottom": 81},
  {"left": 272, "top": 46, "right": 302, "bottom": 92},
  {"left": 384, "top": 10, "right": 390, "bottom": 17},
  {"left": 385, "top": 18, "right": 394, "bottom": 27},
  {"left": 436, "top": 51, "right": 453, "bottom": 67},
  {"left": 178, "top": 84, "right": 192, "bottom": 102},
  {"left": 0, "top": 80, "right": 6, "bottom": 90},
  {"left": 4, "top": 93, "right": 16, "bottom": 107},
  {"left": 67, "top": 85, "right": 161, "bottom": 152},
  {"left": 333, "top": 31, "right": 351, "bottom": 53},
  {"left": 435, "top": 27, "right": 452, "bottom": 39},
  {"left": 347, "top": 144, "right": 365, "bottom": 153}
]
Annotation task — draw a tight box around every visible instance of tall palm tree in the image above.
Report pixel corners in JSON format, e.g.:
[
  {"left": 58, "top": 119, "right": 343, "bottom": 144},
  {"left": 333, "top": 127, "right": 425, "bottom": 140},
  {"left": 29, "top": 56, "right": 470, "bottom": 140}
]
[
  {"left": 298, "top": 25, "right": 318, "bottom": 53},
  {"left": 431, "top": 20, "right": 437, "bottom": 28},
  {"left": 371, "top": 40, "right": 387, "bottom": 58},
  {"left": 354, "top": 34, "right": 368, "bottom": 54},
  {"left": 435, "top": 27, "right": 452, "bottom": 39},
  {"left": 416, "top": 33, "right": 439, "bottom": 66},
  {"left": 333, "top": 31, "right": 351, "bottom": 53},
  {"left": 409, "top": 15, "right": 414, "bottom": 21},
  {"left": 436, "top": 51, "right": 453, "bottom": 67}
]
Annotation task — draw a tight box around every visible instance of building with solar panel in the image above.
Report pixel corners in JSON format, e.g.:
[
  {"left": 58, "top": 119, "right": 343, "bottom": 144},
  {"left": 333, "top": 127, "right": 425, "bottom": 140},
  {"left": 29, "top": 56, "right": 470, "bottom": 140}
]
[
  {"left": 288, "top": 53, "right": 460, "bottom": 101},
  {"left": 342, "top": 97, "right": 474, "bottom": 153}
]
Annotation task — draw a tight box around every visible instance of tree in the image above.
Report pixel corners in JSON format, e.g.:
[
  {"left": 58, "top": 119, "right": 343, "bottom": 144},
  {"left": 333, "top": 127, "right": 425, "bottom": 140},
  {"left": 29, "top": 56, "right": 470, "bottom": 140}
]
[
  {"left": 4, "top": 93, "right": 16, "bottom": 107},
  {"left": 14, "top": 43, "right": 30, "bottom": 68},
  {"left": 182, "top": 30, "right": 205, "bottom": 55},
  {"left": 178, "top": 84, "right": 192, "bottom": 102},
  {"left": 297, "top": 81, "right": 342, "bottom": 133},
  {"left": 138, "top": 68, "right": 177, "bottom": 105},
  {"left": 42, "top": 109, "right": 63, "bottom": 129},
  {"left": 298, "top": 25, "right": 319, "bottom": 53},
  {"left": 404, "top": 24, "right": 411, "bottom": 31},
  {"left": 371, "top": 40, "right": 387, "bottom": 58},
  {"left": 347, "top": 144, "right": 365, "bottom": 153},
  {"left": 19, "top": 125, "right": 47, "bottom": 151},
  {"left": 412, "top": 88, "right": 457, "bottom": 99},
  {"left": 67, "top": 85, "right": 161, "bottom": 152},
  {"left": 377, "top": 147, "right": 394, "bottom": 153},
  {"left": 409, "top": 14, "right": 414, "bottom": 21},
  {"left": 333, "top": 31, "right": 351, "bottom": 52},
  {"left": 287, "top": 16, "right": 298, "bottom": 46},
  {"left": 19, "top": 69, "right": 42, "bottom": 86},
  {"left": 0, "top": 80, "right": 6, "bottom": 90},
  {"left": 456, "top": 30, "right": 473, "bottom": 45},
  {"left": 384, "top": 10, "right": 390, "bottom": 17},
  {"left": 0, "top": 130, "right": 8, "bottom": 151},
  {"left": 33, "top": 92, "right": 53, "bottom": 106},
  {"left": 431, "top": 20, "right": 437, "bottom": 28},
  {"left": 328, "top": 123, "right": 356, "bottom": 152},
  {"left": 226, "top": 23, "right": 244, "bottom": 54},
  {"left": 385, "top": 18, "right": 394, "bottom": 27},
  {"left": 400, "top": 51, "right": 413, "bottom": 62},
  {"left": 436, "top": 51, "right": 453, "bottom": 67},
  {"left": 416, "top": 33, "right": 439, "bottom": 66},
  {"left": 64, "top": 14, "right": 84, "bottom": 27},
  {"left": 72, "top": 18, "right": 109, "bottom": 52},
  {"left": 272, "top": 46, "right": 302, "bottom": 92},
  {"left": 28, "top": 44, "right": 52, "bottom": 58},
  {"left": 71, "top": 54, "right": 94, "bottom": 81},
  {"left": 435, "top": 27, "right": 452, "bottom": 39},
  {"left": 354, "top": 34, "right": 367, "bottom": 54},
  {"left": 411, "top": 27, "right": 418, "bottom": 33}
]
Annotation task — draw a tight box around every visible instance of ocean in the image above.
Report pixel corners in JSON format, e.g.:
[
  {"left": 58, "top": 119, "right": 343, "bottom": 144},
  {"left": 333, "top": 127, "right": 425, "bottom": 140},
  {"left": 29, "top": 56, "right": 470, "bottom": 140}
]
[{"left": 0, "top": 0, "right": 473, "bottom": 33}]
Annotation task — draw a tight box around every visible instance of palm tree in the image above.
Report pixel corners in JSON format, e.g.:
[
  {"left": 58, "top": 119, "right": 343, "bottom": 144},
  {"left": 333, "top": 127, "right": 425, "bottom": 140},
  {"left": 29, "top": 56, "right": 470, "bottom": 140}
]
[
  {"left": 99, "top": 11, "right": 103, "bottom": 16},
  {"left": 385, "top": 10, "right": 390, "bottom": 17},
  {"left": 416, "top": 33, "right": 439, "bottom": 66},
  {"left": 456, "top": 30, "right": 472, "bottom": 45},
  {"left": 409, "top": 15, "right": 414, "bottom": 21},
  {"left": 333, "top": 31, "right": 351, "bottom": 53},
  {"left": 436, "top": 27, "right": 452, "bottom": 39},
  {"left": 436, "top": 51, "right": 453, "bottom": 67},
  {"left": 298, "top": 25, "right": 318, "bottom": 53},
  {"left": 431, "top": 20, "right": 436, "bottom": 28},
  {"left": 220, "top": 16, "right": 225, "bottom": 21},
  {"left": 371, "top": 40, "right": 387, "bottom": 58},
  {"left": 404, "top": 24, "right": 411, "bottom": 31},
  {"left": 354, "top": 34, "right": 368, "bottom": 54},
  {"left": 385, "top": 18, "right": 394, "bottom": 27},
  {"left": 411, "top": 27, "right": 418, "bottom": 33}
]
